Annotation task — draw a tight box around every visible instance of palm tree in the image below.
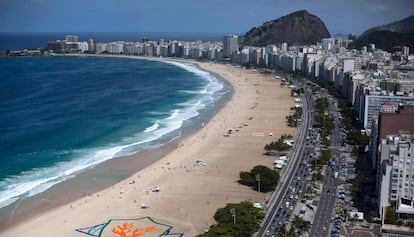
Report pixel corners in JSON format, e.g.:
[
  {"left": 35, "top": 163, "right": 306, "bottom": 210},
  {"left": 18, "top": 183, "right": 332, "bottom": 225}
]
[
  {"left": 292, "top": 215, "right": 310, "bottom": 234},
  {"left": 278, "top": 225, "right": 295, "bottom": 237},
  {"left": 306, "top": 186, "right": 314, "bottom": 196}
]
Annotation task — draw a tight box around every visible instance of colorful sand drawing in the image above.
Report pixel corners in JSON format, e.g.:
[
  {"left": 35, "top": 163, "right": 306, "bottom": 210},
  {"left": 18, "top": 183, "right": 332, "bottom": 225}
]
[{"left": 76, "top": 217, "right": 184, "bottom": 237}]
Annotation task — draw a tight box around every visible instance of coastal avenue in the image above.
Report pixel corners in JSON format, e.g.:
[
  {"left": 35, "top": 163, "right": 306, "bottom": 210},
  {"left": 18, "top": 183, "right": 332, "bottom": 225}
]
[
  {"left": 309, "top": 90, "right": 343, "bottom": 237},
  {"left": 257, "top": 79, "right": 312, "bottom": 236}
]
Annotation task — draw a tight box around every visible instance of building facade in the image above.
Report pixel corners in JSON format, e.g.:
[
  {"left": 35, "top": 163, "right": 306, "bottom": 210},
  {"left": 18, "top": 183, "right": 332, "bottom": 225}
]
[
  {"left": 223, "top": 34, "right": 239, "bottom": 58},
  {"left": 379, "top": 133, "right": 414, "bottom": 218}
]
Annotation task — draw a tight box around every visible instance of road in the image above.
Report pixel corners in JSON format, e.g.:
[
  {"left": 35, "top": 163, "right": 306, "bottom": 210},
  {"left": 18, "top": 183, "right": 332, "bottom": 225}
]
[
  {"left": 257, "top": 82, "right": 313, "bottom": 236},
  {"left": 309, "top": 92, "right": 343, "bottom": 237}
]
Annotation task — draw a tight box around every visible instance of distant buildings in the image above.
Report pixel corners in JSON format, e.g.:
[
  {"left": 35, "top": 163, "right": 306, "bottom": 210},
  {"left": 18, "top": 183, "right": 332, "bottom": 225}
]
[
  {"left": 66, "top": 35, "right": 79, "bottom": 42},
  {"left": 48, "top": 35, "right": 89, "bottom": 53},
  {"left": 87, "top": 39, "right": 96, "bottom": 53}
]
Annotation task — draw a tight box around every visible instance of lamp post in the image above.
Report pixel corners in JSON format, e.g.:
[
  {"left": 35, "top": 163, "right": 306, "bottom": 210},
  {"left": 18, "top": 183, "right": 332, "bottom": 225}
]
[
  {"left": 230, "top": 208, "right": 236, "bottom": 224},
  {"left": 256, "top": 174, "right": 261, "bottom": 202}
]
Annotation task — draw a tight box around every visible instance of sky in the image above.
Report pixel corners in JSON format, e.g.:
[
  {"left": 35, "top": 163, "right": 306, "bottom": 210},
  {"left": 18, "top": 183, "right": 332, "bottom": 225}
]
[{"left": 0, "top": 0, "right": 413, "bottom": 36}]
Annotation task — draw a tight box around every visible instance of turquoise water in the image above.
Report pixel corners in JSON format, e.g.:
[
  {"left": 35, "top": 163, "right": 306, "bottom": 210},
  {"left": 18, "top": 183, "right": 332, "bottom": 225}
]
[{"left": 0, "top": 56, "right": 229, "bottom": 208}]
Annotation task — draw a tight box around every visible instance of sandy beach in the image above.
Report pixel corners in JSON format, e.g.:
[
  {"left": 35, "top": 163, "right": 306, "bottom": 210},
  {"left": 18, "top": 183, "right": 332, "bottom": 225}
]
[{"left": 1, "top": 59, "right": 296, "bottom": 236}]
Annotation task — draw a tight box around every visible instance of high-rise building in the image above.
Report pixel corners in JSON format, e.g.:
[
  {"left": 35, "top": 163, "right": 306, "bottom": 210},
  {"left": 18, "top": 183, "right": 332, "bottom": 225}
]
[
  {"left": 352, "top": 86, "right": 414, "bottom": 129},
  {"left": 378, "top": 105, "right": 414, "bottom": 142},
  {"left": 372, "top": 104, "right": 414, "bottom": 183},
  {"left": 281, "top": 42, "right": 288, "bottom": 53},
  {"left": 378, "top": 133, "right": 414, "bottom": 218},
  {"left": 87, "top": 39, "right": 96, "bottom": 52},
  {"left": 47, "top": 40, "right": 65, "bottom": 53},
  {"left": 223, "top": 34, "right": 239, "bottom": 58},
  {"left": 403, "top": 46, "right": 410, "bottom": 56},
  {"left": 66, "top": 35, "right": 79, "bottom": 43}
]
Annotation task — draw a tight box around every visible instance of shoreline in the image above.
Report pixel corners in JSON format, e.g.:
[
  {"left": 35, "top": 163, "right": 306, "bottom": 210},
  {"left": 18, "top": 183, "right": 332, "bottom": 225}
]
[
  {"left": 1, "top": 55, "right": 297, "bottom": 236},
  {"left": 0, "top": 55, "right": 232, "bottom": 230}
]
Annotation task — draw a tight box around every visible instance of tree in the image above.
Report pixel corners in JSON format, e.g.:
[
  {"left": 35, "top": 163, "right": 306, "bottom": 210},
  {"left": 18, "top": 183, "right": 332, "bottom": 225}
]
[
  {"left": 346, "top": 130, "right": 370, "bottom": 146},
  {"left": 311, "top": 171, "right": 324, "bottom": 182},
  {"left": 306, "top": 186, "right": 314, "bottom": 195},
  {"left": 197, "top": 201, "right": 265, "bottom": 237},
  {"left": 315, "top": 113, "right": 335, "bottom": 132},
  {"left": 322, "top": 137, "right": 331, "bottom": 147},
  {"left": 281, "top": 134, "right": 293, "bottom": 140},
  {"left": 384, "top": 205, "right": 397, "bottom": 224},
  {"left": 263, "top": 137, "right": 290, "bottom": 155},
  {"left": 365, "top": 213, "right": 374, "bottom": 223},
  {"left": 239, "top": 165, "right": 280, "bottom": 192},
  {"left": 351, "top": 173, "right": 364, "bottom": 201},
  {"left": 315, "top": 98, "right": 329, "bottom": 112},
  {"left": 320, "top": 149, "right": 331, "bottom": 163},
  {"left": 292, "top": 215, "right": 310, "bottom": 233},
  {"left": 278, "top": 225, "right": 295, "bottom": 237}
]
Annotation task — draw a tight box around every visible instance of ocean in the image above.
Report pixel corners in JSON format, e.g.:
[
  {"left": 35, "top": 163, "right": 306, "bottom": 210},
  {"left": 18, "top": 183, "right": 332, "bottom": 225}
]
[{"left": 0, "top": 55, "right": 230, "bottom": 209}]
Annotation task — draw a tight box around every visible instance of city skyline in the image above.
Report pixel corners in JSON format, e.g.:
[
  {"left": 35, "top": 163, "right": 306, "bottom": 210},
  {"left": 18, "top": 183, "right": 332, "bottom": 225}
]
[{"left": 0, "top": 0, "right": 413, "bottom": 36}]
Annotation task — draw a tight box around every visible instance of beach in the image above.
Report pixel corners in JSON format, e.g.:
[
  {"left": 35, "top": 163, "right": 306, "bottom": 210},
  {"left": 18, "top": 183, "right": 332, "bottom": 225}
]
[{"left": 0, "top": 59, "right": 296, "bottom": 236}]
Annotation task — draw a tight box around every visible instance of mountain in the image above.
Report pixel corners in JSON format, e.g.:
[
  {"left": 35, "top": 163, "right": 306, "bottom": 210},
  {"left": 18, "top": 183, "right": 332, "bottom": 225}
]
[
  {"left": 351, "top": 14, "right": 414, "bottom": 52},
  {"left": 361, "top": 14, "right": 414, "bottom": 37},
  {"left": 351, "top": 30, "right": 414, "bottom": 52},
  {"left": 241, "top": 10, "right": 330, "bottom": 46}
]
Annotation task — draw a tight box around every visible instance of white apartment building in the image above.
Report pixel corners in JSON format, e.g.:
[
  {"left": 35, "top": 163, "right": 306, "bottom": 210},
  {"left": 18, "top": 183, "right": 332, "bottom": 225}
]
[
  {"left": 107, "top": 42, "right": 124, "bottom": 54},
  {"left": 362, "top": 95, "right": 414, "bottom": 129},
  {"left": 379, "top": 134, "right": 414, "bottom": 218},
  {"left": 78, "top": 42, "right": 89, "bottom": 52},
  {"left": 95, "top": 43, "right": 108, "bottom": 54}
]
